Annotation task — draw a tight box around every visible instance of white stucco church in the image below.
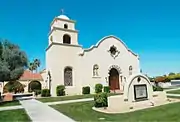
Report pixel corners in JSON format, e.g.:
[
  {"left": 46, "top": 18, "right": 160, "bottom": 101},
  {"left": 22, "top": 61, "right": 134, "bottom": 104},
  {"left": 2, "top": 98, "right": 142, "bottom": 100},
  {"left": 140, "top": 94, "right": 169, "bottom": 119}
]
[{"left": 45, "top": 13, "right": 141, "bottom": 96}]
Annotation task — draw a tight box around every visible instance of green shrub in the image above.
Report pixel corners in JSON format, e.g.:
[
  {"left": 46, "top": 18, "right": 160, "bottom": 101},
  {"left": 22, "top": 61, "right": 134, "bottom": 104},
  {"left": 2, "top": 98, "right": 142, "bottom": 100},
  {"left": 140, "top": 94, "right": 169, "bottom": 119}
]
[
  {"left": 82, "top": 86, "right": 90, "bottom": 94},
  {"left": 153, "top": 86, "right": 163, "bottom": 91},
  {"left": 94, "top": 92, "right": 108, "bottom": 108},
  {"left": 95, "top": 83, "right": 103, "bottom": 93},
  {"left": 35, "top": 90, "right": 41, "bottom": 96},
  {"left": 103, "top": 86, "right": 110, "bottom": 93},
  {"left": 56, "top": 85, "right": 65, "bottom": 96},
  {"left": 41, "top": 89, "right": 51, "bottom": 97}
]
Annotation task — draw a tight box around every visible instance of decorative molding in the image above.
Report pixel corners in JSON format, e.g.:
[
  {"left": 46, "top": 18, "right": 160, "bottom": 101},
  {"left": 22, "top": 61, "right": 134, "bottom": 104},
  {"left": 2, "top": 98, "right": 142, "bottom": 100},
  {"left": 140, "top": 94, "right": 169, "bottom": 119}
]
[
  {"left": 82, "top": 35, "right": 138, "bottom": 57},
  {"left": 46, "top": 42, "right": 82, "bottom": 51},
  {"left": 49, "top": 27, "right": 78, "bottom": 36},
  {"left": 108, "top": 65, "right": 122, "bottom": 74},
  {"left": 92, "top": 76, "right": 101, "bottom": 78},
  {"left": 137, "top": 77, "right": 141, "bottom": 82},
  {"left": 50, "top": 17, "right": 76, "bottom": 27},
  {"left": 107, "top": 45, "right": 120, "bottom": 59}
]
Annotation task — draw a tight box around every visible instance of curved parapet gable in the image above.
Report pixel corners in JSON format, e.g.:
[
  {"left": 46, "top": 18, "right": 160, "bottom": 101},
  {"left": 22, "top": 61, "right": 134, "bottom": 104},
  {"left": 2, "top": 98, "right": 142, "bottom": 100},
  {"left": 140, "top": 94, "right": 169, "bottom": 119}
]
[{"left": 81, "top": 35, "right": 138, "bottom": 57}]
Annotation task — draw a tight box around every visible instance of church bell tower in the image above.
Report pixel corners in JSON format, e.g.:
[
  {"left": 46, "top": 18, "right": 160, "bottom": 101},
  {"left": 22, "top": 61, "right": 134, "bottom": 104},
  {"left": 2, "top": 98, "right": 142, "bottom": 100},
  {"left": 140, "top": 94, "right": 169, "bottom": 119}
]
[{"left": 48, "top": 10, "right": 78, "bottom": 46}]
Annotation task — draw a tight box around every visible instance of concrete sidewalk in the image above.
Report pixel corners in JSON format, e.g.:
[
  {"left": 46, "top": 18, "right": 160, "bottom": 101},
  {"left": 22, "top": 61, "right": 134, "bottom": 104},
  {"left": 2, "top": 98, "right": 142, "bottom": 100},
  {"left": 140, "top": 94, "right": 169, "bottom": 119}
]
[
  {"left": 46, "top": 98, "right": 93, "bottom": 105},
  {"left": 20, "top": 99, "right": 75, "bottom": 122},
  {"left": 0, "top": 97, "right": 94, "bottom": 111}
]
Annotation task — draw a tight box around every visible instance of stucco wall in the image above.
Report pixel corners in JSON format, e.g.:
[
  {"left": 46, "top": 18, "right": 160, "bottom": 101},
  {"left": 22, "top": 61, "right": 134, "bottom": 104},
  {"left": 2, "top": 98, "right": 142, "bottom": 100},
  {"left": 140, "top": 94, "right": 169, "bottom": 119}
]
[
  {"left": 46, "top": 44, "right": 83, "bottom": 96},
  {"left": 46, "top": 36, "right": 140, "bottom": 96},
  {"left": 80, "top": 36, "right": 140, "bottom": 93},
  {"left": 51, "top": 18, "right": 75, "bottom": 30},
  {"left": 46, "top": 15, "right": 140, "bottom": 96},
  {"left": 49, "top": 30, "right": 78, "bottom": 45}
]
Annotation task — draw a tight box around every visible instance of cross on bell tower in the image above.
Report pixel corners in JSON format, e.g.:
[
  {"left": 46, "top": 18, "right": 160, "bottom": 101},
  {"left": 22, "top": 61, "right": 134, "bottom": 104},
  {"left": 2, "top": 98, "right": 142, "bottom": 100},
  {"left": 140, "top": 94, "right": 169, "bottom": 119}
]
[
  {"left": 48, "top": 9, "right": 78, "bottom": 46},
  {"left": 61, "top": 9, "right": 64, "bottom": 15}
]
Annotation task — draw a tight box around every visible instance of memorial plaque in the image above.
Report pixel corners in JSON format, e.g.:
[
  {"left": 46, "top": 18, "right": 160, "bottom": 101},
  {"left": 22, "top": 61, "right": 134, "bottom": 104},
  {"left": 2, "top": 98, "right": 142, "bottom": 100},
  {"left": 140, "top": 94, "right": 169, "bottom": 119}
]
[{"left": 134, "top": 84, "right": 148, "bottom": 100}]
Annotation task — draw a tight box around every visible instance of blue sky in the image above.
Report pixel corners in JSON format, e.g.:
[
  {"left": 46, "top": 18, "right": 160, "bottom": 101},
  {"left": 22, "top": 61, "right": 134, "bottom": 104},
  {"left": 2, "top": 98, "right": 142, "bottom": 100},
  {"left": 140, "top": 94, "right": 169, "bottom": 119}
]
[{"left": 0, "top": 0, "right": 180, "bottom": 77}]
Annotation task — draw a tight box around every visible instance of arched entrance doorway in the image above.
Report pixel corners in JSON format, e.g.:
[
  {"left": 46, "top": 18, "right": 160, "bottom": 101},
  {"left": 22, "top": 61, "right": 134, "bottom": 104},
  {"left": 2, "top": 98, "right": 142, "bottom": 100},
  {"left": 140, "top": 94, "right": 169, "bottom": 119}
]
[
  {"left": 109, "top": 68, "right": 120, "bottom": 90},
  {"left": 28, "top": 80, "right": 41, "bottom": 92}
]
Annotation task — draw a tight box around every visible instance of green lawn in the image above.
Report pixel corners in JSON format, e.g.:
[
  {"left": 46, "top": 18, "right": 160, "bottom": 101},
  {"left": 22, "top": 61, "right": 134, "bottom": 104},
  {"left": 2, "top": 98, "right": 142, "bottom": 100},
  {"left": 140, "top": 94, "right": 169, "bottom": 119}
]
[
  {"left": 0, "top": 100, "right": 21, "bottom": 107},
  {"left": 167, "top": 89, "right": 180, "bottom": 94},
  {"left": 0, "top": 109, "right": 31, "bottom": 122},
  {"left": 51, "top": 101, "right": 180, "bottom": 122},
  {"left": 37, "top": 93, "right": 120, "bottom": 103}
]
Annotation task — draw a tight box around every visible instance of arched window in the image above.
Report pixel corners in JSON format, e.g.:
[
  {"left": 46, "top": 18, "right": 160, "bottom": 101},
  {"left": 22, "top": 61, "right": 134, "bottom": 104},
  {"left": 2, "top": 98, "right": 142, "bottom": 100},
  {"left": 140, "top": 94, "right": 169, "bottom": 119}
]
[
  {"left": 64, "top": 67, "right": 73, "bottom": 86},
  {"left": 63, "top": 34, "right": 71, "bottom": 44},
  {"left": 129, "top": 66, "right": 133, "bottom": 75},
  {"left": 64, "top": 24, "right": 68, "bottom": 29},
  {"left": 93, "top": 64, "right": 99, "bottom": 76}
]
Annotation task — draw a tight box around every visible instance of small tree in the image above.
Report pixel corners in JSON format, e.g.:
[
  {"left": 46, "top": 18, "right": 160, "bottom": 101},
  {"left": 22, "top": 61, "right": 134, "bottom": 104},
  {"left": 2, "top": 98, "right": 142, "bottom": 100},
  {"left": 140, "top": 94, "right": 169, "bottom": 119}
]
[
  {"left": 169, "top": 72, "right": 176, "bottom": 76},
  {"left": 94, "top": 92, "right": 108, "bottom": 108}
]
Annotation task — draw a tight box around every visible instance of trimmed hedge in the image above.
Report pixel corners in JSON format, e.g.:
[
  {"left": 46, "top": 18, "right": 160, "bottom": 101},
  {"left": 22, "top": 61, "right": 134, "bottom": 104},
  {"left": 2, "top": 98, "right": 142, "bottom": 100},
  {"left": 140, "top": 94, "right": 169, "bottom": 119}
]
[
  {"left": 35, "top": 90, "right": 41, "bottom": 96},
  {"left": 56, "top": 85, "right": 65, "bottom": 96},
  {"left": 153, "top": 86, "right": 163, "bottom": 91},
  {"left": 95, "top": 83, "right": 103, "bottom": 93},
  {"left": 82, "top": 86, "right": 90, "bottom": 94},
  {"left": 41, "top": 89, "right": 51, "bottom": 97},
  {"left": 94, "top": 92, "right": 108, "bottom": 108},
  {"left": 103, "top": 86, "right": 110, "bottom": 93}
]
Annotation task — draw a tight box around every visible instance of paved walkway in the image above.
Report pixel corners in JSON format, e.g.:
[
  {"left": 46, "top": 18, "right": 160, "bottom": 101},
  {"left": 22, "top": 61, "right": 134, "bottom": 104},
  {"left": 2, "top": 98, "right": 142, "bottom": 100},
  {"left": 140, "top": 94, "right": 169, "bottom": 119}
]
[
  {"left": 20, "top": 99, "right": 75, "bottom": 122},
  {"left": 46, "top": 98, "right": 93, "bottom": 105},
  {"left": 0, "top": 98, "right": 94, "bottom": 111}
]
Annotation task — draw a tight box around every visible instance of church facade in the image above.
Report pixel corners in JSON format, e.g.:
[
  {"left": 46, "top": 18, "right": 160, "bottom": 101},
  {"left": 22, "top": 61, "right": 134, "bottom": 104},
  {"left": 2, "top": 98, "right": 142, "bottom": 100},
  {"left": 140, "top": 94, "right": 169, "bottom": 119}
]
[{"left": 46, "top": 14, "right": 140, "bottom": 96}]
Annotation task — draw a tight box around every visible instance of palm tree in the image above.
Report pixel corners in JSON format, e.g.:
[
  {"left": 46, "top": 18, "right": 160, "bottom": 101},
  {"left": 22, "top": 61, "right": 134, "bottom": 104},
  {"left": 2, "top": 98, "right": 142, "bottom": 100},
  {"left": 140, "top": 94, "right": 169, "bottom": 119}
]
[
  {"left": 28, "top": 59, "right": 40, "bottom": 73},
  {"left": 34, "top": 59, "right": 40, "bottom": 73},
  {"left": 28, "top": 62, "right": 35, "bottom": 73}
]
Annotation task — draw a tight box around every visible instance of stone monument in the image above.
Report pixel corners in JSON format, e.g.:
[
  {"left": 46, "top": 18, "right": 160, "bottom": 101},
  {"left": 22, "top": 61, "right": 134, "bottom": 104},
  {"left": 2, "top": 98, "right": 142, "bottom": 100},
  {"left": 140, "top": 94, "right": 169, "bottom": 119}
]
[{"left": 123, "top": 73, "right": 153, "bottom": 102}]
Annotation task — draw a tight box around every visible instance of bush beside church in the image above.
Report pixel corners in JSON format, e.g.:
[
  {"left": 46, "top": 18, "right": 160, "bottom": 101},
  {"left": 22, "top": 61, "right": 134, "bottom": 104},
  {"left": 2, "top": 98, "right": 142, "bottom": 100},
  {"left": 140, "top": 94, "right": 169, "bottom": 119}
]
[
  {"left": 56, "top": 85, "right": 65, "bottom": 96},
  {"left": 94, "top": 83, "right": 108, "bottom": 108},
  {"left": 41, "top": 89, "right": 51, "bottom": 97},
  {"left": 82, "top": 86, "right": 90, "bottom": 94}
]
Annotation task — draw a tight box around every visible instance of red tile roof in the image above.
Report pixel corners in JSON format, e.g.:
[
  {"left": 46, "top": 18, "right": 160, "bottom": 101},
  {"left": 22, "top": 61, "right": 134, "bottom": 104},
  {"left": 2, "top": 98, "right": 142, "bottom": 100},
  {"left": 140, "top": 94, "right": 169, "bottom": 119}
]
[{"left": 19, "top": 70, "right": 43, "bottom": 81}]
